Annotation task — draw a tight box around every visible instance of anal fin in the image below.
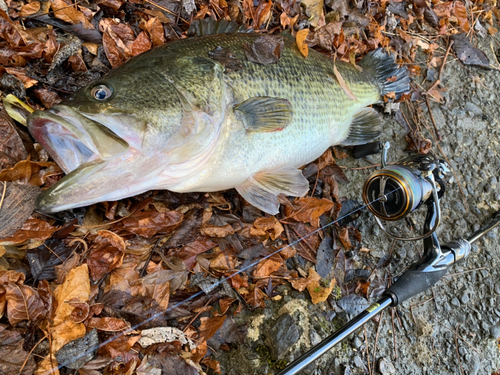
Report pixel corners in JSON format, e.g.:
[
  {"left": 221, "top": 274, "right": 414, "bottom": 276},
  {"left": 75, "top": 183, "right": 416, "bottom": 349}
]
[
  {"left": 234, "top": 97, "right": 293, "bottom": 133},
  {"left": 236, "top": 168, "right": 309, "bottom": 214},
  {"left": 341, "top": 107, "right": 382, "bottom": 146}
]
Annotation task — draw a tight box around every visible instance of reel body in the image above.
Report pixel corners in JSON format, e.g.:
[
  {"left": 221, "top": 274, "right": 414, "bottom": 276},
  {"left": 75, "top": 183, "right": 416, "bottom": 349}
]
[{"left": 361, "top": 144, "right": 450, "bottom": 240}]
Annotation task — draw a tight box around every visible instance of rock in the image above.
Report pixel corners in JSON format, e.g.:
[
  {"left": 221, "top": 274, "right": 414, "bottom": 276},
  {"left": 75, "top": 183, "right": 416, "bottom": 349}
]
[
  {"left": 491, "top": 325, "right": 500, "bottom": 340},
  {"left": 352, "top": 336, "right": 363, "bottom": 350},
  {"left": 378, "top": 357, "right": 396, "bottom": 375},
  {"left": 353, "top": 355, "right": 366, "bottom": 370},
  {"left": 265, "top": 314, "right": 302, "bottom": 360},
  {"left": 309, "top": 329, "right": 322, "bottom": 346},
  {"left": 451, "top": 297, "right": 461, "bottom": 307}
]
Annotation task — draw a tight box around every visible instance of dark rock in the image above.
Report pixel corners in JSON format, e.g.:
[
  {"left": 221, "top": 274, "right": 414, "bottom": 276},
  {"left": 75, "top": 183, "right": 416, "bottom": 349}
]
[
  {"left": 55, "top": 329, "right": 98, "bottom": 369},
  {"left": 265, "top": 314, "right": 302, "bottom": 360}
]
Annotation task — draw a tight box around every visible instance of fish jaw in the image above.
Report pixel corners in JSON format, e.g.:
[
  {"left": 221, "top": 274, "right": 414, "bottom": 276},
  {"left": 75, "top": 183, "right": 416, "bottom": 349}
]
[
  {"left": 35, "top": 151, "right": 166, "bottom": 212},
  {"left": 28, "top": 106, "right": 131, "bottom": 173}
]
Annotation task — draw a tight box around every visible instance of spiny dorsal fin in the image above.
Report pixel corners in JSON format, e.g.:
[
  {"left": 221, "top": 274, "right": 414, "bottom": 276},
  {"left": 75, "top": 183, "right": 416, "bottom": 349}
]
[
  {"left": 236, "top": 168, "right": 309, "bottom": 214},
  {"left": 234, "top": 97, "right": 293, "bottom": 133},
  {"left": 187, "top": 18, "right": 252, "bottom": 37},
  {"left": 341, "top": 107, "right": 382, "bottom": 146}
]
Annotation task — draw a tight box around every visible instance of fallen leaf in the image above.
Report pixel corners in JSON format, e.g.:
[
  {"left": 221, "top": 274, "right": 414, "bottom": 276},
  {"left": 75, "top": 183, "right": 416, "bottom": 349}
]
[
  {"left": 287, "top": 197, "right": 334, "bottom": 227},
  {"left": 337, "top": 294, "right": 370, "bottom": 315},
  {"left": 333, "top": 59, "right": 358, "bottom": 101},
  {"left": 0, "top": 217, "right": 57, "bottom": 246},
  {"left": 50, "top": 0, "right": 93, "bottom": 29},
  {"left": 1, "top": 275, "right": 46, "bottom": 325},
  {"left": 87, "top": 230, "right": 126, "bottom": 281},
  {"left": 122, "top": 210, "right": 184, "bottom": 238},
  {"left": 87, "top": 317, "right": 130, "bottom": 331},
  {"left": 301, "top": 0, "right": 324, "bottom": 27},
  {"left": 250, "top": 216, "right": 284, "bottom": 240},
  {"left": 138, "top": 327, "right": 196, "bottom": 349},
  {"left": 200, "top": 223, "right": 235, "bottom": 237},
  {"left": 0, "top": 183, "right": 40, "bottom": 238},
  {"left": 253, "top": 253, "right": 283, "bottom": 277},
  {"left": 338, "top": 227, "right": 352, "bottom": 250},
  {"left": 51, "top": 264, "right": 90, "bottom": 352},
  {"left": 0, "top": 325, "right": 37, "bottom": 374},
  {"left": 26, "top": 239, "right": 73, "bottom": 282},
  {"left": 244, "top": 36, "right": 284, "bottom": 65},
  {"left": 0, "top": 107, "right": 29, "bottom": 170},
  {"left": 0, "top": 160, "right": 57, "bottom": 184},
  {"left": 453, "top": 1, "right": 470, "bottom": 32},
  {"left": 296, "top": 29, "right": 309, "bottom": 58},
  {"left": 451, "top": 33, "right": 490, "bottom": 69},
  {"left": 306, "top": 268, "right": 335, "bottom": 304}
]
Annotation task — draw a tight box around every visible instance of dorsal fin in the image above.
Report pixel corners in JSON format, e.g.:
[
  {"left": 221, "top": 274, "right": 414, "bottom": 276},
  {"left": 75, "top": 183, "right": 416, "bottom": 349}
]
[{"left": 187, "top": 18, "right": 253, "bottom": 37}]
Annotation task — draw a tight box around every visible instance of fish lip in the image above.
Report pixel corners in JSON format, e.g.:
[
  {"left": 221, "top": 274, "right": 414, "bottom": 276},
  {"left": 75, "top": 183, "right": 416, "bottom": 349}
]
[{"left": 27, "top": 105, "right": 129, "bottom": 174}]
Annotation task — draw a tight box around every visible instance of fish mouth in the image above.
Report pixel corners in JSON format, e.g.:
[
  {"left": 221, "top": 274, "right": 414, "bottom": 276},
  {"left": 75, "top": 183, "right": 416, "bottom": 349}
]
[
  {"left": 27, "top": 105, "right": 141, "bottom": 213},
  {"left": 28, "top": 106, "right": 130, "bottom": 174}
]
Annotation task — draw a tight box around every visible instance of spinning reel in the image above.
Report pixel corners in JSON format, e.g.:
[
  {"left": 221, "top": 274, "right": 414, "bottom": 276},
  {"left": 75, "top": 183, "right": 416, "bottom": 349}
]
[
  {"left": 278, "top": 142, "right": 500, "bottom": 375},
  {"left": 362, "top": 142, "right": 451, "bottom": 241}
]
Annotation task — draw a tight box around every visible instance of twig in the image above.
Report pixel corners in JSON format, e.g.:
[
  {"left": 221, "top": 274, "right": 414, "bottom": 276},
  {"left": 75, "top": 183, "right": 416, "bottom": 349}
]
[
  {"left": 371, "top": 310, "right": 385, "bottom": 374},
  {"left": 364, "top": 325, "right": 371, "bottom": 375},
  {"left": 183, "top": 297, "right": 214, "bottom": 332},
  {"left": 425, "top": 96, "right": 442, "bottom": 141},
  {"left": 425, "top": 39, "right": 454, "bottom": 95},
  {"left": 391, "top": 307, "right": 398, "bottom": 360},
  {"left": 0, "top": 181, "right": 6, "bottom": 212},
  {"left": 444, "top": 267, "right": 488, "bottom": 278},
  {"left": 436, "top": 321, "right": 478, "bottom": 353},
  {"left": 310, "top": 168, "right": 320, "bottom": 197},
  {"left": 140, "top": 238, "right": 161, "bottom": 277},
  {"left": 143, "top": 0, "right": 190, "bottom": 24},
  {"left": 455, "top": 323, "right": 466, "bottom": 375},
  {"left": 19, "top": 334, "right": 48, "bottom": 374},
  {"left": 410, "top": 297, "right": 434, "bottom": 308}
]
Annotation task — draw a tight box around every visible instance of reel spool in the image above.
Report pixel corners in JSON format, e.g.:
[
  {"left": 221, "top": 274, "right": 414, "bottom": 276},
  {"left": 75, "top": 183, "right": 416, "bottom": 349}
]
[{"left": 361, "top": 143, "right": 450, "bottom": 241}]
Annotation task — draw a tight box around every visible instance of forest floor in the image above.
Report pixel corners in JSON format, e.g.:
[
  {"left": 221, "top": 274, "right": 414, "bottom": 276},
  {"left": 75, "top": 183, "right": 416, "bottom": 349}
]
[{"left": 0, "top": 0, "right": 499, "bottom": 374}]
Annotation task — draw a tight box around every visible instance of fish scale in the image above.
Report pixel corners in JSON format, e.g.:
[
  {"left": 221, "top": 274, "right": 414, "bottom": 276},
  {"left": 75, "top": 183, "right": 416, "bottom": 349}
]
[{"left": 27, "top": 26, "right": 410, "bottom": 214}]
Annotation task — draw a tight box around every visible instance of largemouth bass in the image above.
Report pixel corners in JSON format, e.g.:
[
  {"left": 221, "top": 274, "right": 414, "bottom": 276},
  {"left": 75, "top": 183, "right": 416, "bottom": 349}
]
[{"left": 28, "top": 21, "right": 410, "bottom": 214}]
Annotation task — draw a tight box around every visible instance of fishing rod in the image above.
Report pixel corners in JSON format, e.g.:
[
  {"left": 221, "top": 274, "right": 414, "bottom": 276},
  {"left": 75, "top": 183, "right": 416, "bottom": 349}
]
[{"left": 278, "top": 143, "right": 500, "bottom": 375}]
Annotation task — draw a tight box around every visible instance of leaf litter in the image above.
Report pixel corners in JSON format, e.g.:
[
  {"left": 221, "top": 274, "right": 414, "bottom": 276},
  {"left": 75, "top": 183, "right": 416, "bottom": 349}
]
[{"left": 0, "top": 0, "right": 496, "bottom": 372}]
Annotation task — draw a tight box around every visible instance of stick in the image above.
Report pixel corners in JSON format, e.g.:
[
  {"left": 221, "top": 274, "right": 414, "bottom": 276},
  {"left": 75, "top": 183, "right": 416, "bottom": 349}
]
[
  {"left": 455, "top": 323, "right": 466, "bottom": 375},
  {"left": 425, "top": 39, "right": 454, "bottom": 95},
  {"left": 371, "top": 310, "right": 385, "bottom": 374},
  {"left": 391, "top": 308, "right": 398, "bottom": 360},
  {"left": 425, "top": 96, "right": 442, "bottom": 141}
]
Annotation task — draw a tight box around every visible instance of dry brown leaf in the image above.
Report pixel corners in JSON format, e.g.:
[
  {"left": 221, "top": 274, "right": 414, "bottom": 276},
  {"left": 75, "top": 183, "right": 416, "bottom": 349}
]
[
  {"left": 210, "top": 251, "right": 237, "bottom": 272},
  {"left": 306, "top": 268, "right": 335, "bottom": 304},
  {"left": 255, "top": 0, "right": 272, "bottom": 28},
  {"left": 51, "top": 264, "right": 90, "bottom": 352},
  {"left": 87, "top": 230, "right": 125, "bottom": 281},
  {"left": 50, "top": 0, "right": 93, "bottom": 29},
  {"left": 199, "top": 223, "right": 235, "bottom": 238},
  {"left": 253, "top": 253, "right": 283, "bottom": 277},
  {"left": 87, "top": 317, "right": 130, "bottom": 331},
  {"left": 0, "top": 325, "right": 37, "bottom": 374},
  {"left": 287, "top": 197, "right": 334, "bottom": 227},
  {"left": 453, "top": 1, "right": 470, "bottom": 32},
  {"left": 144, "top": 17, "right": 165, "bottom": 47},
  {"left": 0, "top": 217, "right": 57, "bottom": 246},
  {"left": 122, "top": 210, "right": 183, "bottom": 238},
  {"left": 301, "top": 0, "right": 324, "bottom": 27},
  {"left": 250, "top": 216, "right": 284, "bottom": 240},
  {"left": 197, "top": 316, "right": 226, "bottom": 343},
  {"left": 333, "top": 59, "right": 357, "bottom": 101},
  {"left": 244, "top": 285, "right": 266, "bottom": 308},
  {"left": 338, "top": 227, "right": 352, "bottom": 250},
  {"left": 0, "top": 160, "right": 57, "bottom": 184},
  {"left": 296, "top": 28, "right": 309, "bottom": 58},
  {"left": 0, "top": 183, "right": 40, "bottom": 238},
  {"left": 4, "top": 282, "right": 46, "bottom": 325},
  {"left": 0, "top": 107, "right": 28, "bottom": 171}
]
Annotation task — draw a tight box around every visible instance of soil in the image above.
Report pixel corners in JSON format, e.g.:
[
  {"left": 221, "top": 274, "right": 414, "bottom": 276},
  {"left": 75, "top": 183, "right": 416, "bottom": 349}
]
[{"left": 214, "top": 35, "right": 500, "bottom": 375}]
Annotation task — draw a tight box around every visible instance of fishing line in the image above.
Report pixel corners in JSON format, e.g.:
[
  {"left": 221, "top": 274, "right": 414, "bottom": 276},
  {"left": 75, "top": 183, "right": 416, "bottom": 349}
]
[{"left": 49, "top": 187, "right": 402, "bottom": 374}]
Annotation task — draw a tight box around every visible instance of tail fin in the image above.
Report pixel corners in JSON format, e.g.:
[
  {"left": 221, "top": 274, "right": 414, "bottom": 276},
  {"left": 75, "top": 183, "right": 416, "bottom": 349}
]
[{"left": 359, "top": 49, "right": 411, "bottom": 99}]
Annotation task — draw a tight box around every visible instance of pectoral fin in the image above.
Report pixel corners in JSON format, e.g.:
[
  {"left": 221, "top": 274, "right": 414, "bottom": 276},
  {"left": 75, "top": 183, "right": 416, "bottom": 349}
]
[
  {"left": 234, "top": 97, "right": 293, "bottom": 133},
  {"left": 236, "top": 168, "right": 309, "bottom": 214},
  {"left": 341, "top": 107, "right": 382, "bottom": 146}
]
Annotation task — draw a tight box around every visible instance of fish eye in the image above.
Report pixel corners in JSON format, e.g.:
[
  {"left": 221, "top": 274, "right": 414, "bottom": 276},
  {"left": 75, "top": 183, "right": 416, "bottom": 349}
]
[{"left": 91, "top": 84, "right": 113, "bottom": 101}]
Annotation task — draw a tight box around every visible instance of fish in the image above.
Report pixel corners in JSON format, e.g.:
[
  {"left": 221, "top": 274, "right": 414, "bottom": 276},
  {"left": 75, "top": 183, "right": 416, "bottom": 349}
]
[{"left": 27, "top": 19, "right": 410, "bottom": 215}]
